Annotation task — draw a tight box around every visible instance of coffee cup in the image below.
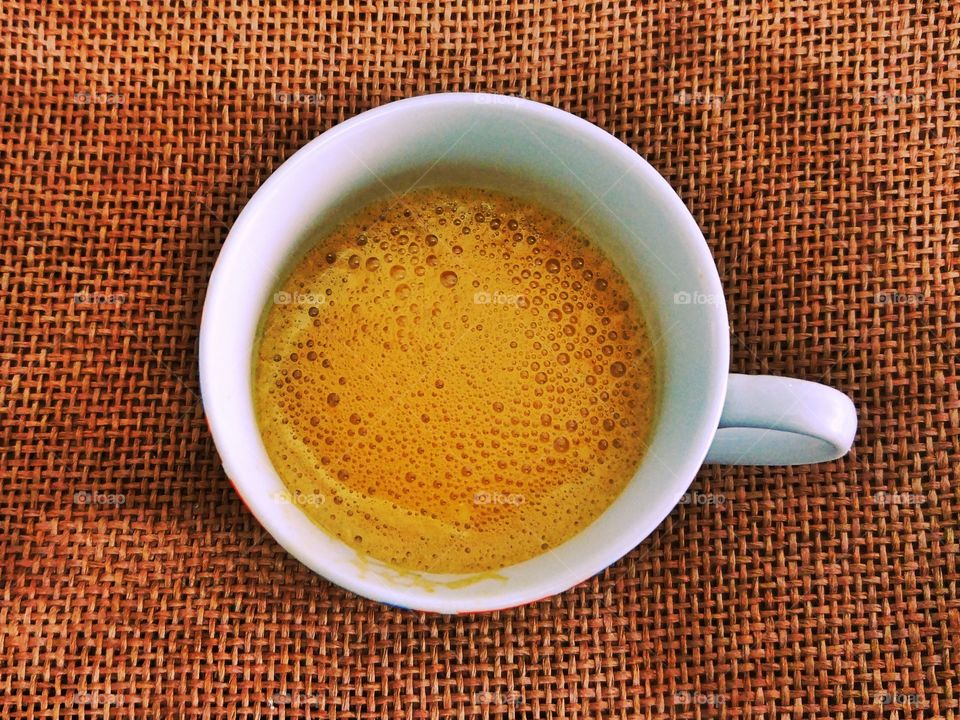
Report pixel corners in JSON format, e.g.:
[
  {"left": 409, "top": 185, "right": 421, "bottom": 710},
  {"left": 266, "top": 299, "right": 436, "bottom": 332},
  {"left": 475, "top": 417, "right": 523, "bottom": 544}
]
[{"left": 200, "top": 93, "right": 856, "bottom": 612}]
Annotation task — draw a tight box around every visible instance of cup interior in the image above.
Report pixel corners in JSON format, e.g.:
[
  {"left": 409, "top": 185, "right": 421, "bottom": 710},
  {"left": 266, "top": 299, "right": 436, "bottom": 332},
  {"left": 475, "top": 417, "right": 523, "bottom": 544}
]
[{"left": 200, "top": 94, "right": 729, "bottom": 612}]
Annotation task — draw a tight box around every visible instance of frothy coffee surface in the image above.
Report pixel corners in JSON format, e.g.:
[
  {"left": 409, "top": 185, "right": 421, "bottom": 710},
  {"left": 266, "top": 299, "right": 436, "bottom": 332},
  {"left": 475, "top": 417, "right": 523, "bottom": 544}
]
[{"left": 254, "top": 187, "right": 657, "bottom": 573}]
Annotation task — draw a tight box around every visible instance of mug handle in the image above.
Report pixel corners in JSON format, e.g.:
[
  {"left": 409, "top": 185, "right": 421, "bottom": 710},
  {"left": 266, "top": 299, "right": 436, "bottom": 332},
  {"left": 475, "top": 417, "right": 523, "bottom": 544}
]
[{"left": 704, "top": 374, "right": 857, "bottom": 465}]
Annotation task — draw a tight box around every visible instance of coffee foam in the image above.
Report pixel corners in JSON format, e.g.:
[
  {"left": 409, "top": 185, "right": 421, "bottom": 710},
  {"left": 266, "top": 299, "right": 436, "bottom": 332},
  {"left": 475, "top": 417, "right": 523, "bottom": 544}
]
[{"left": 254, "top": 187, "right": 657, "bottom": 573}]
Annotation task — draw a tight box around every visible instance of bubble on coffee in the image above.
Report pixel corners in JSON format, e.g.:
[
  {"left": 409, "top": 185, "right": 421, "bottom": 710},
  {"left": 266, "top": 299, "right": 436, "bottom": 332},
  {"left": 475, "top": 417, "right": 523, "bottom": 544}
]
[{"left": 254, "top": 187, "right": 658, "bottom": 573}]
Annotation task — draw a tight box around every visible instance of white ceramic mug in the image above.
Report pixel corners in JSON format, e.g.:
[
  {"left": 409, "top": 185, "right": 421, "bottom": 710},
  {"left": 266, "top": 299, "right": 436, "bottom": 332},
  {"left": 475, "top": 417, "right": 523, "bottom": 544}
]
[{"left": 200, "top": 94, "right": 857, "bottom": 613}]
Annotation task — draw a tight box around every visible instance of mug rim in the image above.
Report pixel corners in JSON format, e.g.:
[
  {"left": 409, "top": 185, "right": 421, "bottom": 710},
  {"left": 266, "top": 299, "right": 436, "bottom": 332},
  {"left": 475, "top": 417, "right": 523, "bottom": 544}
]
[{"left": 200, "top": 93, "right": 730, "bottom": 612}]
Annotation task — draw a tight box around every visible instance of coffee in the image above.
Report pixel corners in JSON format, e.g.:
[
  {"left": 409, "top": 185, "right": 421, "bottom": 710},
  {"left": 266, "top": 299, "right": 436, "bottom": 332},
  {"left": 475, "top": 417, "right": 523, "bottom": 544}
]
[{"left": 254, "top": 187, "right": 657, "bottom": 573}]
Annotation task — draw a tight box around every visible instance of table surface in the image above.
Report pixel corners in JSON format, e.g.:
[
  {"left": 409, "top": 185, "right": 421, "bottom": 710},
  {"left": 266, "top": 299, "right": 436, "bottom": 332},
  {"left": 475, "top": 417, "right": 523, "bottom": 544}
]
[{"left": 2, "top": 1, "right": 958, "bottom": 718}]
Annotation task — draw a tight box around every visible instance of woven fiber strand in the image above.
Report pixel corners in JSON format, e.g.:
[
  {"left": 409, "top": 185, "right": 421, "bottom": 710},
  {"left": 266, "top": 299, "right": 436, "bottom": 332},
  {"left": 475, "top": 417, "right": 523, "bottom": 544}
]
[{"left": 2, "top": 0, "right": 959, "bottom": 717}]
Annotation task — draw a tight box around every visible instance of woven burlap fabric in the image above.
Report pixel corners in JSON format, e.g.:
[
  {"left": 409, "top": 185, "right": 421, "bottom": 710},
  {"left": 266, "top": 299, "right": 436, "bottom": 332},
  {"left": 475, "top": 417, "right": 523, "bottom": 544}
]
[{"left": 2, "top": 0, "right": 958, "bottom": 717}]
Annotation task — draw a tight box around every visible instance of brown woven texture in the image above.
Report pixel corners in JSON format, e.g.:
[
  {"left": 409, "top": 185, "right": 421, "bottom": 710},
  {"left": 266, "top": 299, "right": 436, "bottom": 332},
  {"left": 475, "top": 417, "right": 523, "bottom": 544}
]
[{"left": 2, "top": 0, "right": 959, "bottom": 717}]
